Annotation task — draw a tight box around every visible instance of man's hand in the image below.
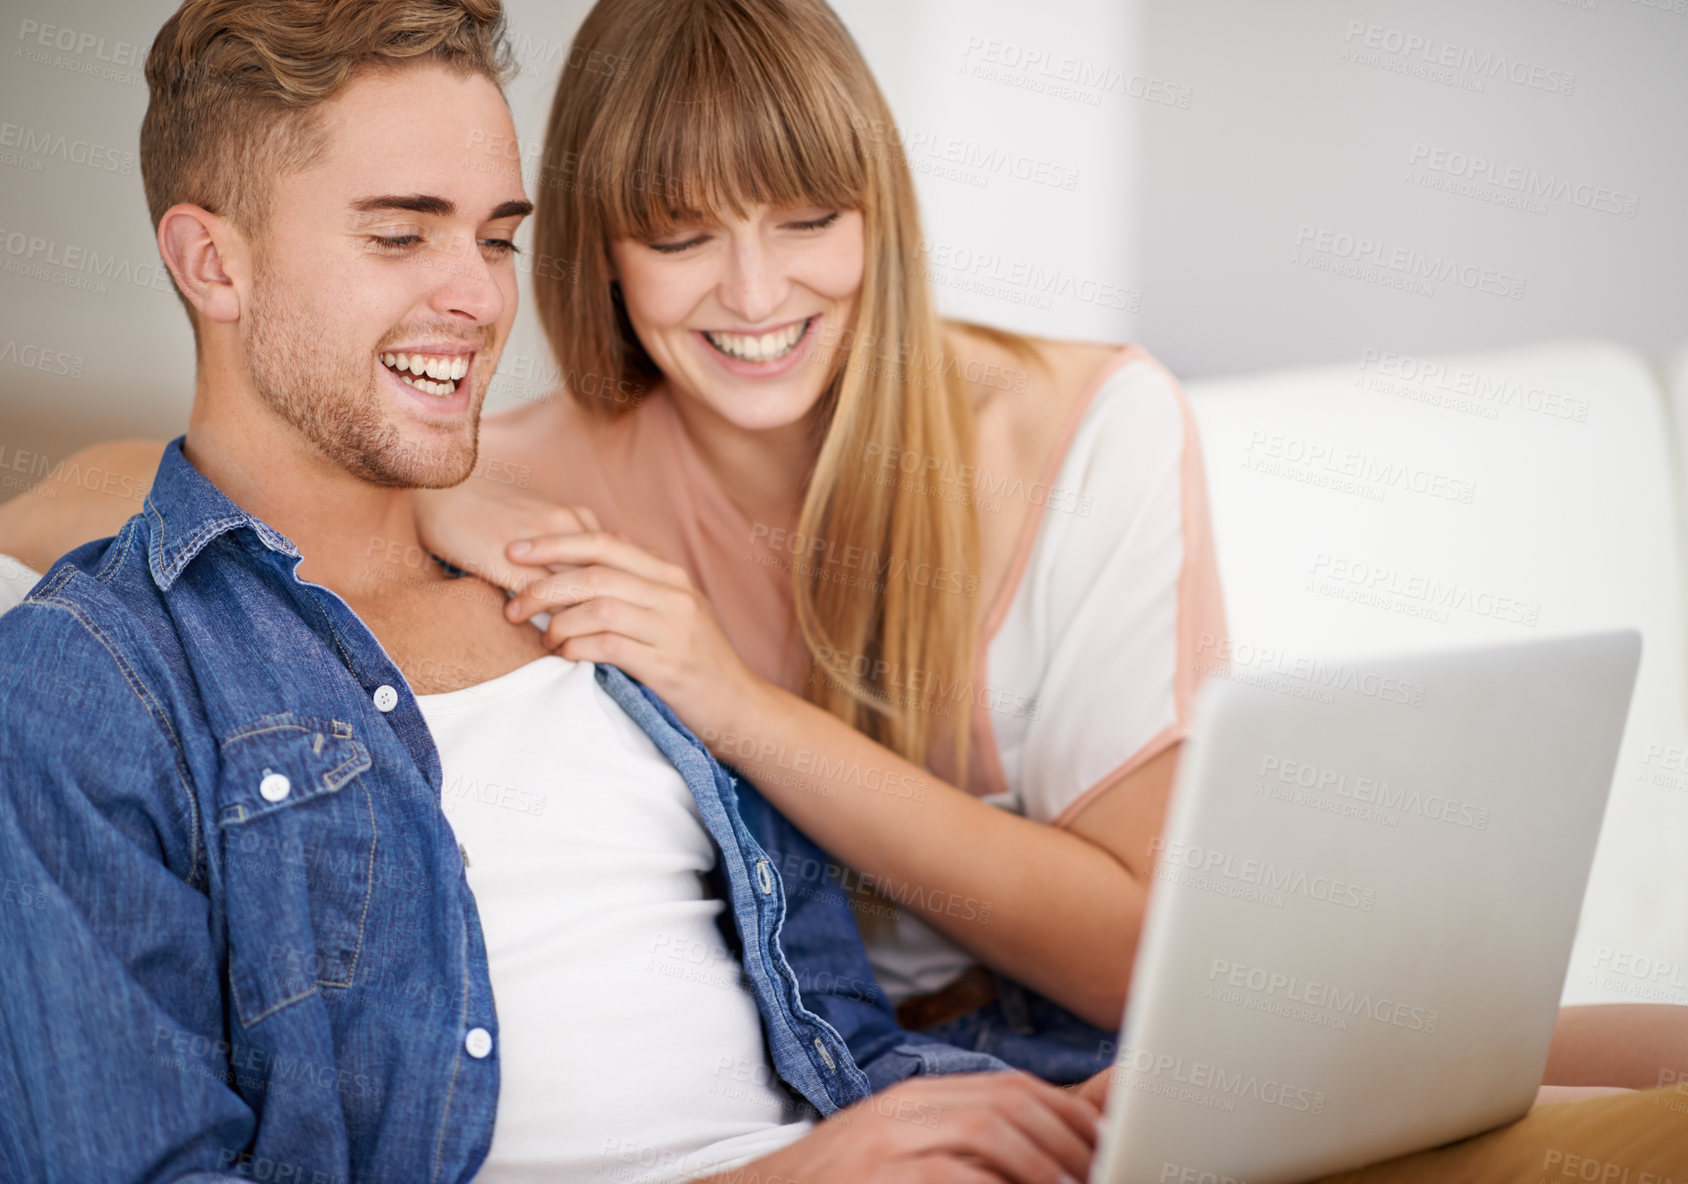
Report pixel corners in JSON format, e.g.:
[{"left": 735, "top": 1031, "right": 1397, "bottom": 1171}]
[
  {"left": 1071, "top": 1065, "right": 1114, "bottom": 1113},
  {"left": 715, "top": 1072, "right": 1103, "bottom": 1183}
]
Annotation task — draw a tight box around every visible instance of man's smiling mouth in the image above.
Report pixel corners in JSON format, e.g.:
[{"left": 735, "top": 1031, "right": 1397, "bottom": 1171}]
[{"left": 380, "top": 350, "right": 470, "bottom": 396}]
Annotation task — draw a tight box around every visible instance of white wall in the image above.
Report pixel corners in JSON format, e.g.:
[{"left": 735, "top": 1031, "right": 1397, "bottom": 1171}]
[
  {"left": 1, "top": 0, "right": 190, "bottom": 496},
  {"left": 823, "top": 0, "right": 1141, "bottom": 346},
  {"left": 1138, "top": 0, "right": 1688, "bottom": 378}
]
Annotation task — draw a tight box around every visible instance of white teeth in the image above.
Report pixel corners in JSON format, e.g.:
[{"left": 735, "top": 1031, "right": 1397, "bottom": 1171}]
[
  {"left": 397, "top": 373, "right": 457, "bottom": 397},
  {"left": 381, "top": 349, "right": 471, "bottom": 395},
  {"left": 705, "top": 318, "right": 809, "bottom": 363},
  {"left": 381, "top": 350, "right": 470, "bottom": 396}
]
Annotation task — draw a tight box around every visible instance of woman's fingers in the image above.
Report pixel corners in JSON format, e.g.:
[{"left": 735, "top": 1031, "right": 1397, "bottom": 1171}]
[
  {"left": 489, "top": 532, "right": 753, "bottom": 729},
  {"left": 546, "top": 626, "right": 662, "bottom": 673},
  {"left": 504, "top": 563, "right": 674, "bottom": 623},
  {"left": 507, "top": 530, "right": 688, "bottom": 589},
  {"left": 541, "top": 597, "right": 668, "bottom": 655}
]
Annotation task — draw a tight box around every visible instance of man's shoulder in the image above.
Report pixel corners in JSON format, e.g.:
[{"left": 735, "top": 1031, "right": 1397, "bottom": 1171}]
[
  {"left": 0, "top": 517, "right": 177, "bottom": 702},
  {"left": 5, "top": 512, "right": 163, "bottom": 613}
]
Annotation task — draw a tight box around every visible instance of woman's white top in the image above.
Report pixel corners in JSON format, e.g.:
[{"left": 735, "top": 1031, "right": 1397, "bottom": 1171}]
[{"left": 863, "top": 350, "right": 1229, "bottom": 1004}]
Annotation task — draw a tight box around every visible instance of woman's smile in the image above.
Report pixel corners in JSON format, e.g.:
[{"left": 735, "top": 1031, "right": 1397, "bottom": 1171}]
[
  {"left": 695, "top": 315, "right": 819, "bottom": 378},
  {"left": 700, "top": 315, "right": 814, "bottom": 363}
]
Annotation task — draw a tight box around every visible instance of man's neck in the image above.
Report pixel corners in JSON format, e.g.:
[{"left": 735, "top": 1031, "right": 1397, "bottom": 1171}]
[
  {"left": 180, "top": 354, "right": 552, "bottom": 696},
  {"left": 183, "top": 369, "right": 431, "bottom": 600}
]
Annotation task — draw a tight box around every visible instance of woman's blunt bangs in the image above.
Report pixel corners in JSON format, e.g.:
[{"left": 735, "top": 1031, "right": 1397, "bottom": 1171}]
[{"left": 582, "top": 1, "right": 872, "bottom": 241}]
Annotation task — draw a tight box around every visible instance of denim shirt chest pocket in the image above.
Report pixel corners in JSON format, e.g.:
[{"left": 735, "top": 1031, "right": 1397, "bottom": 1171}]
[{"left": 216, "top": 713, "right": 377, "bottom": 1027}]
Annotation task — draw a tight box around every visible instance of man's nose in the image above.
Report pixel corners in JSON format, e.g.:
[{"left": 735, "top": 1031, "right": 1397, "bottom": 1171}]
[{"left": 429, "top": 232, "right": 508, "bottom": 325}]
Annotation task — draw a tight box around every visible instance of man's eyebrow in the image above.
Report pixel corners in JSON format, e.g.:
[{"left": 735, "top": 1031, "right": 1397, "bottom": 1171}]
[
  {"left": 351, "top": 194, "right": 455, "bottom": 216},
  {"left": 348, "top": 195, "right": 534, "bottom": 221}
]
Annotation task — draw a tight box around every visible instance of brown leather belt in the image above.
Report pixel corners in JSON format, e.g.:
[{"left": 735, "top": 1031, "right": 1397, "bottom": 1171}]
[{"left": 894, "top": 965, "right": 998, "bottom": 1031}]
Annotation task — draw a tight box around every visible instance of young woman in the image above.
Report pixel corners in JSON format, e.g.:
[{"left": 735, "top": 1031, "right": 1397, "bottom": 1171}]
[{"left": 412, "top": 0, "right": 1216, "bottom": 1081}]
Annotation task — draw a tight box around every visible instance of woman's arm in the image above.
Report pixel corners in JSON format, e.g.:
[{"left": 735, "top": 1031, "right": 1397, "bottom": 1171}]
[
  {"left": 1545, "top": 1004, "right": 1688, "bottom": 1089},
  {"left": 0, "top": 440, "right": 164, "bottom": 571},
  {"left": 500, "top": 529, "right": 1174, "bottom": 1029},
  {"left": 715, "top": 675, "right": 1172, "bottom": 1030}
]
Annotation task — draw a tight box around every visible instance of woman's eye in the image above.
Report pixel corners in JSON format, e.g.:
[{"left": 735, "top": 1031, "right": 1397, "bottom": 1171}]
[
  {"left": 649, "top": 235, "right": 707, "bottom": 255},
  {"left": 480, "top": 238, "right": 520, "bottom": 256},
  {"left": 790, "top": 211, "right": 840, "bottom": 232},
  {"left": 645, "top": 212, "right": 836, "bottom": 253}
]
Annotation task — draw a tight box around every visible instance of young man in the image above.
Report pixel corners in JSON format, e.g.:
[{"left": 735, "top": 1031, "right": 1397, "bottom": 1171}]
[{"left": 0, "top": 2, "right": 1106, "bottom": 1181}]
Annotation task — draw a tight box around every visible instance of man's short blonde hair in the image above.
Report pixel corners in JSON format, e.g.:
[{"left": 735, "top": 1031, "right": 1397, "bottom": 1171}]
[{"left": 141, "top": 0, "right": 513, "bottom": 239}]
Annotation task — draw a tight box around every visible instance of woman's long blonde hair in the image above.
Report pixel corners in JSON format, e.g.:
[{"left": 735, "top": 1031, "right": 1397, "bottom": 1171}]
[{"left": 534, "top": 0, "right": 996, "bottom": 776}]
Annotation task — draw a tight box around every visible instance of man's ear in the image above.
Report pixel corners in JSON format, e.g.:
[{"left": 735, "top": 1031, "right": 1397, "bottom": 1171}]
[{"left": 157, "top": 204, "right": 246, "bottom": 325}]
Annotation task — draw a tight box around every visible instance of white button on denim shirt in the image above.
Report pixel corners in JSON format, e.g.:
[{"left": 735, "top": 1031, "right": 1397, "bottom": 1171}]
[
  {"left": 258, "top": 771, "right": 291, "bottom": 803},
  {"left": 465, "top": 1028, "right": 493, "bottom": 1059}
]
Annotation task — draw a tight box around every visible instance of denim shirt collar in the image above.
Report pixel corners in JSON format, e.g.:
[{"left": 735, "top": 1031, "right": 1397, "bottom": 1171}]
[{"left": 145, "top": 436, "right": 301, "bottom": 591}]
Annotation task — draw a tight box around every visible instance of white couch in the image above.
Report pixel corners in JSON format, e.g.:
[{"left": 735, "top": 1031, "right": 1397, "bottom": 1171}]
[
  {"left": 1186, "top": 339, "right": 1688, "bottom": 1007},
  {"left": 4, "top": 338, "right": 1684, "bottom": 1007}
]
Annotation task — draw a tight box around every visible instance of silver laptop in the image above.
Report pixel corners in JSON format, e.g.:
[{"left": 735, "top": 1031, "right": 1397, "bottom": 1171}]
[{"left": 1092, "top": 630, "right": 1641, "bottom": 1184}]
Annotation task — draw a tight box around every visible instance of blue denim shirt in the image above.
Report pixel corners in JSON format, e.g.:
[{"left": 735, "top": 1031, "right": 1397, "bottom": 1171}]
[{"left": 0, "top": 439, "right": 1002, "bottom": 1184}]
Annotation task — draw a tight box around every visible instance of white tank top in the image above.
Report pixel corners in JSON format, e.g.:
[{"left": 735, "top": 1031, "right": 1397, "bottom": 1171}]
[{"left": 416, "top": 656, "right": 812, "bottom": 1182}]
